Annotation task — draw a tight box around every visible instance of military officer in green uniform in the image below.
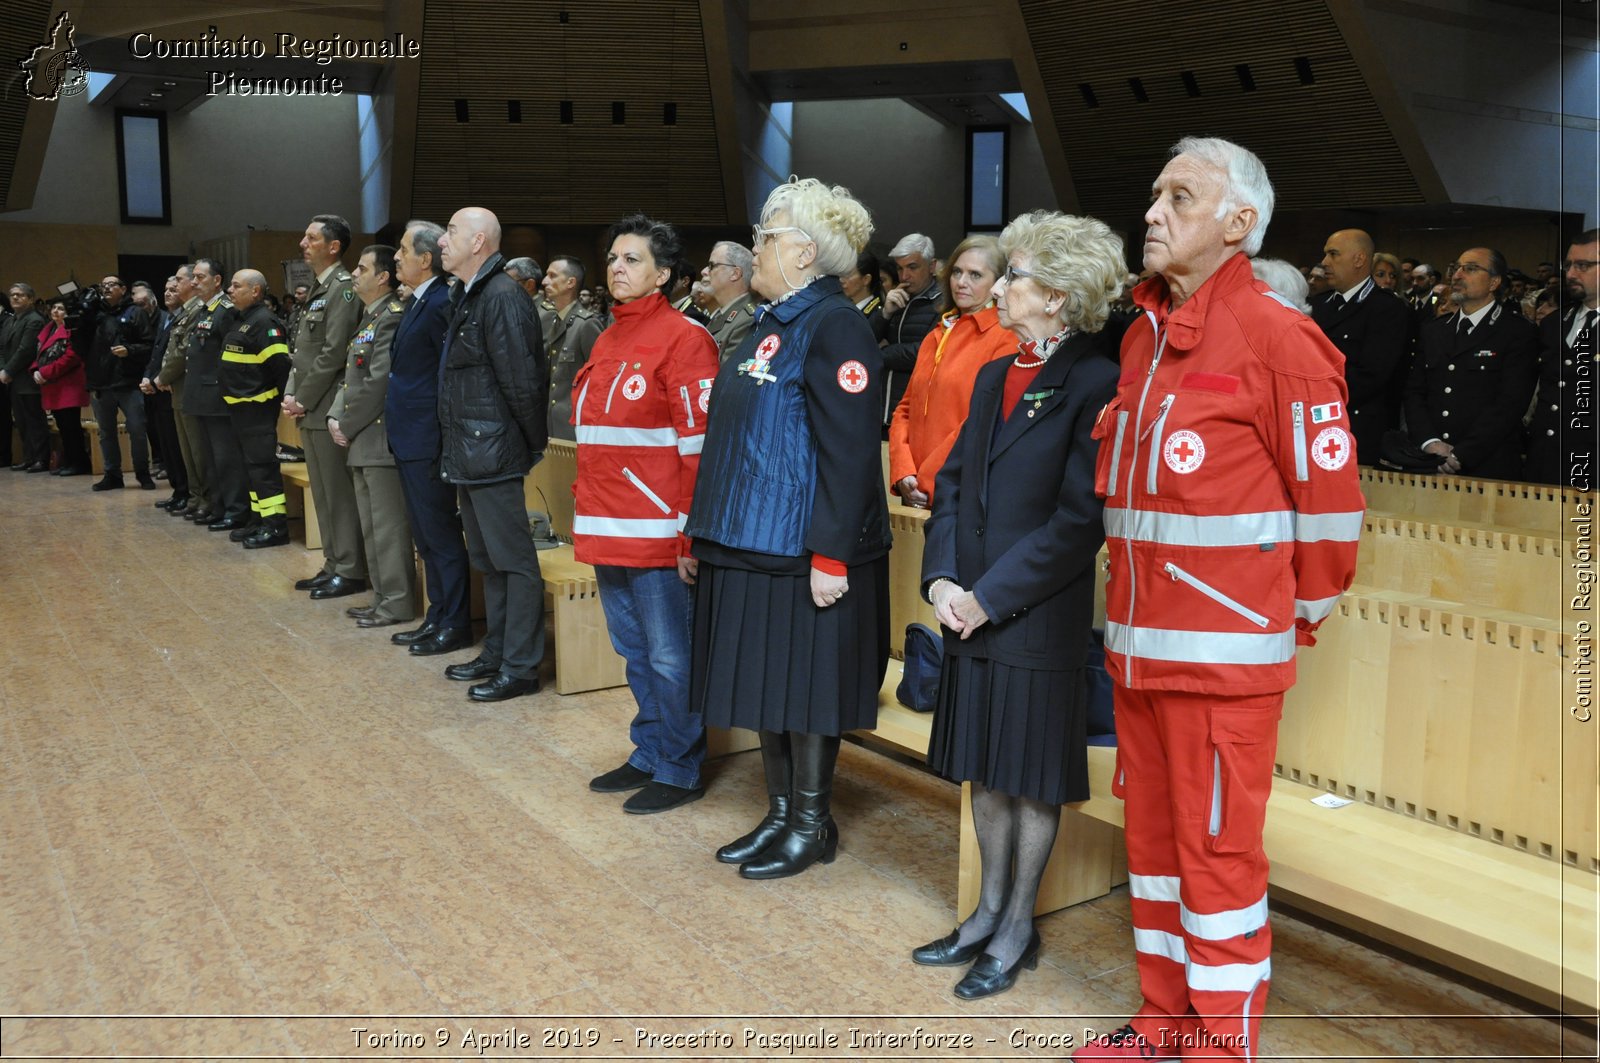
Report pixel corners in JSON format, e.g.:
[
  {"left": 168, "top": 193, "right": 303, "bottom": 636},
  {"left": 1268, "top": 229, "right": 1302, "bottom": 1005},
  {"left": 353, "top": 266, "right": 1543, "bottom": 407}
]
[
  {"left": 183, "top": 259, "right": 249, "bottom": 529},
  {"left": 282, "top": 214, "right": 368, "bottom": 598},
  {"left": 536, "top": 254, "right": 605, "bottom": 440},
  {"left": 219, "top": 270, "right": 292, "bottom": 548},
  {"left": 328, "top": 245, "right": 416, "bottom": 628},
  {"left": 154, "top": 265, "right": 210, "bottom": 518},
  {"left": 701, "top": 240, "right": 757, "bottom": 363}
]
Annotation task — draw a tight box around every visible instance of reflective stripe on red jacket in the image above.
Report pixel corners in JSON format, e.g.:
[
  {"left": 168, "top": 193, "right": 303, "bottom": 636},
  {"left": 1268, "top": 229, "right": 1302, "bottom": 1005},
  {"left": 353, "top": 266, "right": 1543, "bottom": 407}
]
[
  {"left": 1096, "top": 253, "right": 1365, "bottom": 695},
  {"left": 572, "top": 292, "right": 721, "bottom": 568}
]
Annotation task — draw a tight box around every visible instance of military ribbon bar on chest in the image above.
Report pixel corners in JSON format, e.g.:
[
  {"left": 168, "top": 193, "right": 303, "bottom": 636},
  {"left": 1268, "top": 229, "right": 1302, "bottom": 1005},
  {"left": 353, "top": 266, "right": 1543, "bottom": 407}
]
[{"left": 738, "top": 334, "right": 782, "bottom": 385}]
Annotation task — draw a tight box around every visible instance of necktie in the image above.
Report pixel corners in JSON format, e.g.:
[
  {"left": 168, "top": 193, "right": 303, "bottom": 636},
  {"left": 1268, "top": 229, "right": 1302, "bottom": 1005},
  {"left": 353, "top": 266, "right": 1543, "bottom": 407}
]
[{"left": 1328, "top": 294, "right": 1344, "bottom": 310}]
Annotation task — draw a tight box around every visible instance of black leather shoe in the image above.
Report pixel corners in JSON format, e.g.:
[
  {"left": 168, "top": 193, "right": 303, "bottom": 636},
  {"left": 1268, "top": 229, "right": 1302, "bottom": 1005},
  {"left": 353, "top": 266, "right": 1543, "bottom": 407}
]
[
  {"left": 25, "top": 461, "right": 52, "bottom": 473},
  {"left": 346, "top": 605, "right": 376, "bottom": 619},
  {"left": 716, "top": 797, "right": 791, "bottom": 863},
  {"left": 186, "top": 508, "right": 215, "bottom": 523},
  {"left": 391, "top": 621, "right": 440, "bottom": 645},
  {"left": 8, "top": 462, "right": 23, "bottom": 471},
  {"left": 623, "top": 781, "right": 705, "bottom": 814},
  {"left": 242, "top": 525, "right": 290, "bottom": 549},
  {"left": 156, "top": 494, "right": 188, "bottom": 510},
  {"left": 952, "top": 930, "right": 1041, "bottom": 1001},
  {"left": 294, "top": 572, "right": 334, "bottom": 591},
  {"left": 912, "top": 928, "right": 995, "bottom": 967},
  {"left": 410, "top": 628, "right": 473, "bottom": 656},
  {"left": 91, "top": 476, "right": 123, "bottom": 491},
  {"left": 228, "top": 524, "right": 260, "bottom": 542},
  {"left": 136, "top": 474, "right": 157, "bottom": 490},
  {"left": 308, "top": 576, "right": 368, "bottom": 600},
  {"left": 356, "top": 614, "right": 407, "bottom": 629},
  {"left": 445, "top": 655, "right": 500, "bottom": 681},
  {"left": 468, "top": 673, "right": 540, "bottom": 702},
  {"left": 208, "top": 515, "right": 251, "bottom": 531},
  {"left": 589, "top": 762, "right": 651, "bottom": 793},
  {"left": 54, "top": 465, "right": 89, "bottom": 476}
]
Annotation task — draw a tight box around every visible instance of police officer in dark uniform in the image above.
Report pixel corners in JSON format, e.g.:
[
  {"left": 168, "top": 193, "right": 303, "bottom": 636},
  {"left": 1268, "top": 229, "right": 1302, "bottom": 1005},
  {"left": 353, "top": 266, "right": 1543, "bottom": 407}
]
[
  {"left": 1403, "top": 247, "right": 1540, "bottom": 479},
  {"left": 537, "top": 254, "right": 604, "bottom": 440},
  {"left": 1312, "top": 228, "right": 1411, "bottom": 465},
  {"left": 1526, "top": 229, "right": 1599, "bottom": 486},
  {"left": 183, "top": 259, "right": 252, "bottom": 529},
  {"left": 283, "top": 214, "right": 368, "bottom": 598},
  {"left": 219, "top": 270, "right": 292, "bottom": 548}
]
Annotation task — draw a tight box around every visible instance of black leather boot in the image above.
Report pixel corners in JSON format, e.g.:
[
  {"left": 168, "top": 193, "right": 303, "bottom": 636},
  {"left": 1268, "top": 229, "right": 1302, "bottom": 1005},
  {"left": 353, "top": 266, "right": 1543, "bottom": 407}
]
[
  {"left": 739, "top": 732, "right": 840, "bottom": 880},
  {"left": 716, "top": 731, "right": 791, "bottom": 864}
]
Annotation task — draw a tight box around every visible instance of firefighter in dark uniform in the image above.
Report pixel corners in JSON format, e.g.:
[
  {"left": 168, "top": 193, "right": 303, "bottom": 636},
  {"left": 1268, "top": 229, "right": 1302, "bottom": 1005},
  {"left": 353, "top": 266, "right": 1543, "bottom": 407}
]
[
  {"left": 220, "top": 270, "right": 292, "bottom": 548},
  {"left": 537, "top": 254, "right": 605, "bottom": 440}
]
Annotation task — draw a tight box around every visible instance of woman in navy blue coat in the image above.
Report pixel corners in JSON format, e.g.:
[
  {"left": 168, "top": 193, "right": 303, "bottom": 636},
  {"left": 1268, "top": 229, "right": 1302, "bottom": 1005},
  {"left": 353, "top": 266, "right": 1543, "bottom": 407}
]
[
  {"left": 912, "top": 211, "right": 1123, "bottom": 999},
  {"left": 687, "top": 178, "right": 891, "bottom": 881}
]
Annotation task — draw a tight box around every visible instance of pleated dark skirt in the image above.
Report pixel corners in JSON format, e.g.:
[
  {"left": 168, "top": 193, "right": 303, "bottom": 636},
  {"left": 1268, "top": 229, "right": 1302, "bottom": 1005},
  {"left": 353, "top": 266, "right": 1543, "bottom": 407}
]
[
  {"left": 692, "top": 555, "right": 890, "bottom": 735},
  {"left": 927, "top": 654, "right": 1090, "bottom": 805}
]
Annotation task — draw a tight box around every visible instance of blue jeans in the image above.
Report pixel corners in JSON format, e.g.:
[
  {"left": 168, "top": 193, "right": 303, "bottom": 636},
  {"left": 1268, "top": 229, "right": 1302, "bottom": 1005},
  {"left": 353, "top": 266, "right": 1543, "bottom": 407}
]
[{"left": 595, "top": 564, "right": 703, "bottom": 789}]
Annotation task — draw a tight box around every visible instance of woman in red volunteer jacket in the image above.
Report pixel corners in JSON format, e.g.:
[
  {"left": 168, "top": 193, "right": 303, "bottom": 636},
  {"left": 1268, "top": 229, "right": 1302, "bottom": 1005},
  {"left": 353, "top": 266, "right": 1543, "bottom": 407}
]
[
  {"left": 35, "top": 304, "right": 92, "bottom": 475},
  {"left": 573, "top": 214, "right": 721, "bottom": 815}
]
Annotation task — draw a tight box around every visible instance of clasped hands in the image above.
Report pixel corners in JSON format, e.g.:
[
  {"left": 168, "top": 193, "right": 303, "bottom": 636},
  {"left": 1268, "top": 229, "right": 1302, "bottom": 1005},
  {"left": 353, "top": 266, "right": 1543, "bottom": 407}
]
[
  {"left": 894, "top": 476, "right": 929, "bottom": 509},
  {"left": 1422, "top": 440, "right": 1462, "bottom": 475},
  {"left": 929, "top": 579, "right": 991, "bottom": 640}
]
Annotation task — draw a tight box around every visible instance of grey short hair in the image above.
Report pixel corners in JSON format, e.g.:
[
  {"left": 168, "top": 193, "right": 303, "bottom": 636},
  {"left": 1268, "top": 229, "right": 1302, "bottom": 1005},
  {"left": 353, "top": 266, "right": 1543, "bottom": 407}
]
[
  {"left": 890, "top": 232, "right": 935, "bottom": 260},
  {"left": 1170, "top": 136, "right": 1275, "bottom": 257},
  {"left": 9, "top": 282, "right": 35, "bottom": 298},
  {"left": 405, "top": 220, "right": 446, "bottom": 276},
  {"left": 998, "top": 211, "right": 1125, "bottom": 334},
  {"left": 550, "top": 254, "right": 585, "bottom": 287},
  {"left": 759, "top": 177, "right": 874, "bottom": 277},
  {"left": 715, "top": 241, "right": 754, "bottom": 282},
  {"left": 504, "top": 257, "right": 543, "bottom": 283},
  {"left": 1250, "top": 257, "right": 1310, "bottom": 314}
]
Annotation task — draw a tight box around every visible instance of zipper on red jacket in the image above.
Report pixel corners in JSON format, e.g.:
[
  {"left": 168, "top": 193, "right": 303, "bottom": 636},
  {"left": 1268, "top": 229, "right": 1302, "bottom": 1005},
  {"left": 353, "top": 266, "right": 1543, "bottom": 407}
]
[
  {"left": 1120, "top": 313, "right": 1169, "bottom": 686},
  {"left": 603, "top": 359, "right": 626, "bottom": 414}
]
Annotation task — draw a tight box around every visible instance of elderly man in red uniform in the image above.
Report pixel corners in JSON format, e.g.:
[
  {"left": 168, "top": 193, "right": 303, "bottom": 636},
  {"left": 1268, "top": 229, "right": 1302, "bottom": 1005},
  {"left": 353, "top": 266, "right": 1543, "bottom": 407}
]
[{"left": 1075, "top": 138, "right": 1364, "bottom": 1061}]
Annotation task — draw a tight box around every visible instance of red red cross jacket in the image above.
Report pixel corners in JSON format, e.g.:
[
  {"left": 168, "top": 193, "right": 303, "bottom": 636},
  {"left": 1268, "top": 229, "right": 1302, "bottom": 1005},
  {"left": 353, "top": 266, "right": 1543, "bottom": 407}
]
[
  {"left": 571, "top": 292, "right": 720, "bottom": 568},
  {"left": 1096, "top": 253, "right": 1365, "bottom": 695}
]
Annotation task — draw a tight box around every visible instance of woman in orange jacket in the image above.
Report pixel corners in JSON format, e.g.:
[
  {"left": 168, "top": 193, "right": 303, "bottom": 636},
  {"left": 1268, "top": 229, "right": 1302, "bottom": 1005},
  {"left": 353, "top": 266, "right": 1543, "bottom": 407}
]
[{"left": 887, "top": 235, "right": 1016, "bottom": 507}]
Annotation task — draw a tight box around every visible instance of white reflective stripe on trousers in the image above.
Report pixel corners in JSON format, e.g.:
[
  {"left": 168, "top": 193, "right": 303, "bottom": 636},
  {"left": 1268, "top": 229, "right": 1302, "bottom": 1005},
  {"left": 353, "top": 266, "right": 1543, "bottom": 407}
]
[
  {"left": 1133, "top": 927, "right": 1187, "bottom": 964},
  {"left": 1103, "top": 508, "right": 1295, "bottom": 548},
  {"left": 572, "top": 515, "right": 681, "bottom": 538},
  {"left": 1127, "top": 873, "right": 1182, "bottom": 903},
  {"left": 1180, "top": 892, "right": 1270, "bottom": 941},
  {"left": 1295, "top": 510, "right": 1364, "bottom": 542},
  {"left": 1186, "top": 957, "right": 1272, "bottom": 994},
  {"left": 1105, "top": 622, "right": 1297, "bottom": 665},
  {"left": 574, "top": 424, "right": 679, "bottom": 448}
]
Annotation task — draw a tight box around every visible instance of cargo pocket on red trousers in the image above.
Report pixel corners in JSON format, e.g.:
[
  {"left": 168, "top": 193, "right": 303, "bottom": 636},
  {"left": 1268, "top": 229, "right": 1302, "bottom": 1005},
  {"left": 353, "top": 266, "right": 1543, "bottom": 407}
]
[
  {"left": 1111, "top": 746, "right": 1127, "bottom": 800},
  {"left": 1205, "top": 704, "right": 1278, "bottom": 854}
]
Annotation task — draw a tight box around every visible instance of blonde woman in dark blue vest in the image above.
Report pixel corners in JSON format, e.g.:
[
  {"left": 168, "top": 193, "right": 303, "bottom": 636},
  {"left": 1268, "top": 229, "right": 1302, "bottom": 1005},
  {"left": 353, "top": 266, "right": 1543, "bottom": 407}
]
[{"left": 687, "top": 177, "right": 891, "bottom": 880}]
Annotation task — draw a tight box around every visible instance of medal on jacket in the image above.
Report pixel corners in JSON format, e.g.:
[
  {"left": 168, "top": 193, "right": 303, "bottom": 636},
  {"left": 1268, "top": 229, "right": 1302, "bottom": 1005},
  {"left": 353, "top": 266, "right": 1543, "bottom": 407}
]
[
  {"left": 739, "top": 334, "right": 781, "bottom": 385},
  {"left": 1022, "top": 387, "right": 1055, "bottom": 418}
]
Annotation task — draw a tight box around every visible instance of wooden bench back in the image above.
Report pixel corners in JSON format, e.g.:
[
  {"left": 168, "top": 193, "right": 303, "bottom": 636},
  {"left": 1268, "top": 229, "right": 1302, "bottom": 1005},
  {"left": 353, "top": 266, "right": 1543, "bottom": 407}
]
[
  {"left": 1359, "top": 468, "right": 1588, "bottom": 532},
  {"left": 526, "top": 440, "right": 578, "bottom": 543},
  {"left": 1355, "top": 515, "right": 1569, "bottom": 623},
  {"left": 1281, "top": 589, "right": 1591, "bottom": 871}
]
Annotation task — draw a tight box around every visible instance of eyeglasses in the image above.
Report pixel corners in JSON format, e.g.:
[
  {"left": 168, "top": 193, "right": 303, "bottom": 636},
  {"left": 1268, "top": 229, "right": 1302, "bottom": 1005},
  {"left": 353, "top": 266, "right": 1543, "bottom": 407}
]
[
  {"left": 1001, "top": 265, "right": 1035, "bottom": 284},
  {"left": 1446, "top": 262, "right": 1490, "bottom": 275},
  {"left": 752, "top": 225, "right": 811, "bottom": 249},
  {"left": 1564, "top": 259, "right": 1598, "bottom": 272},
  {"left": 705, "top": 261, "right": 738, "bottom": 272}
]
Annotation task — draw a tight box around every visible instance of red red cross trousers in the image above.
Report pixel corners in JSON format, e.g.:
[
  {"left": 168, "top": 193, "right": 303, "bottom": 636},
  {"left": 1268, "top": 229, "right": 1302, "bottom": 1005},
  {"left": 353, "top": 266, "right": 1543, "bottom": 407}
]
[{"left": 837, "top": 360, "right": 868, "bottom": 393}]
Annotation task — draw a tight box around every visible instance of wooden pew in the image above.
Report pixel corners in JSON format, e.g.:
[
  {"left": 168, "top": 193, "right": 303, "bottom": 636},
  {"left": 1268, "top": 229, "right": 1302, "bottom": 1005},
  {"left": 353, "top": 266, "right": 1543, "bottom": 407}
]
[
  {"left": 526, "top": 439, "right": 577, "bottom": 543},
  {"left": 278, "top": 462, "right": 318, "bottom": 550},
  {"left": 1359, "top": 467, "right": 1587, "bottom": 533}
]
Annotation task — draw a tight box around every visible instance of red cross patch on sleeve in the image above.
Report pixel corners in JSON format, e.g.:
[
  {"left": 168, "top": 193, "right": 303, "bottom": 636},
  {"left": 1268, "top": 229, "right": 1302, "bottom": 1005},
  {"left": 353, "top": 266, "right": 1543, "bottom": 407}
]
[{"left": 836, "top": 360, "right": 869, "bottom": 393}]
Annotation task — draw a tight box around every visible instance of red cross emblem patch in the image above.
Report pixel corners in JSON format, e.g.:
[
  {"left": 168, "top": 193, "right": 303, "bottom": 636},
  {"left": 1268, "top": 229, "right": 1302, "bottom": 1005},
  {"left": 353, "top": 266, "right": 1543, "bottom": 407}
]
[
  {"left": 698, "top": 387, "right": 711, "bottom": 413},
  {"left": 1162, "top": 430, "right": 1205, "bottom": 474},
  {"left": 1313, "top": 426, "right": 1351, "bottom": 471},
  {"left": 755, "top": 334, "right": 781, "bottom": 361},
  {"left": 836, "top": 360, "right": 869, "bottom": 394},
  {"left": 622, "top": 373, "right": 647, "bottom": 401}
]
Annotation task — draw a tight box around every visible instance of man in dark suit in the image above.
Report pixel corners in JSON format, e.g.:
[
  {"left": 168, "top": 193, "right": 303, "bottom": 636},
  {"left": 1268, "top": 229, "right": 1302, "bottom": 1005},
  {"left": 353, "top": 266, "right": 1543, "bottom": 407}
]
[
  {"left": 1526, "top": 229, "right": 1598, "bottom": 486},
  {"left": 1404, "top": 247, "right": 1540, "bottom": 480},
  {"left": 1313, "top": 228, "right": 1411, "bottom": 465},
  {"left": 879, "top": 232, "right": 942, "bottom": 427},
  {"left": 387, "top": 219, "right": 473, "bottom": 657}
]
